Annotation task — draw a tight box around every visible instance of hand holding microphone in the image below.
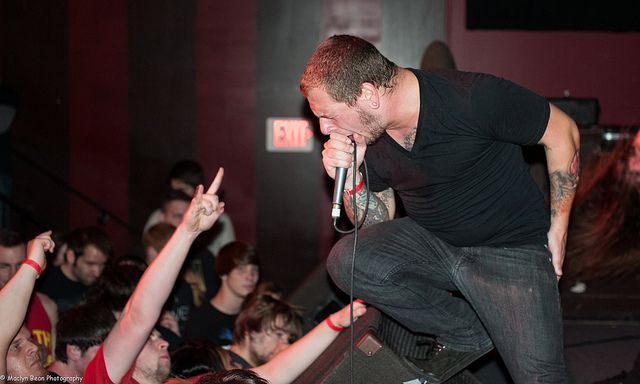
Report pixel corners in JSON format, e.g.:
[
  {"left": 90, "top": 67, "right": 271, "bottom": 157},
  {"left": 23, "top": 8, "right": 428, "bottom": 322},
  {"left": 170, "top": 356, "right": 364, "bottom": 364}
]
[{"left": 322, "top": 133, "right": 366, "bottom": 219}]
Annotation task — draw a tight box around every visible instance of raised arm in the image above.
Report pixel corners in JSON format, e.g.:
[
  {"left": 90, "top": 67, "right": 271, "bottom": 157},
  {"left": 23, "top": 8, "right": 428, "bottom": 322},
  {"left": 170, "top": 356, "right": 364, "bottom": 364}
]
[
  {"left": 539, "top": 104, "right": 580, "bottom": 279},
  {"left": 102, "top": 169, "right": 225, "bottom": 382},
  {"left": 253, "top": 301, "right": 367, "bottom": 384},
  {"left": 0, "top": 232, "right": 54, "bottom": 381}
]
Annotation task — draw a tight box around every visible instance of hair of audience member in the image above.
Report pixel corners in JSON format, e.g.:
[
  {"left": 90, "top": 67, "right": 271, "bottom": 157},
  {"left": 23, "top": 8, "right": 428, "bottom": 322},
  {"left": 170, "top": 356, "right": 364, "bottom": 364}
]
[
  {"left": 195, "top": 370, "right": 269, "bottom": 384},
  {"left": 66, "top": 226, "right": 113, "bottom": 260},
  {"left": 251, "top": 281, "right": 284, "bottom": 301},
  {"left": 114, "top": 253, "right": 149, "bottom": 270},
  {"left": 161, "top": 189, "right": 193, "bottom": 211},
  {"left": 169, "top": 160, "right": 205, "bottom": 189},
  {"left": 170, "top": 339, "right": 227, "bottom": 379},
  {"left": 54, "top": 303, "right": 116, "bottom": 363},
  {"left": 215, "top": 242, "right": 260, "bottom": 278},
  {"left": 232, "top": 294, "right": 303, "bottom": 345},
  {"left": 0, "top": 228, "right": 25, "bottom": 247},
  {"left": 86, "top": 262, "right": 144, "bottom": 313},
  {"left": 143, "top": 223, "right": 176, "bottom": 253},
  {"left": 566, "top": 130, "right": 640, "bottom": 280},
  {"left": 300, "top": 34, "right": 398, "bottom": 107}
]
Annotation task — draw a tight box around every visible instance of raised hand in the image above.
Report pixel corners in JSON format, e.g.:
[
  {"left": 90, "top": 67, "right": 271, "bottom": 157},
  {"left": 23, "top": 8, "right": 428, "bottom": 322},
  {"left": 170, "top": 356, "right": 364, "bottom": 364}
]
[
  {"left": 25, "top": 231, "right": 55, "bottom": 272},
  {"left": 182, "top": 167, "right": 225, "bottom": 234},
  {"left": 329, "top": 299, "right": 367, "bottom": 328}
]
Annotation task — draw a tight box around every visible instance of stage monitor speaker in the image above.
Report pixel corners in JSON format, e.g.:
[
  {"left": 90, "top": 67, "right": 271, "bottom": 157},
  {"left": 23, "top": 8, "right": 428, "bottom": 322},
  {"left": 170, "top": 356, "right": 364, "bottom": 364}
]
[{"left": 292, "top": 307, "right": 482, "bottom": 384}]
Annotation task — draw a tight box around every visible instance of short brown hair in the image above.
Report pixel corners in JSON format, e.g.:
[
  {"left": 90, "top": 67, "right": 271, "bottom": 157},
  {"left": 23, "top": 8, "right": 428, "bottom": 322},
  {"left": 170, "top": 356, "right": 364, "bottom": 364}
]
[
  {"left": 300, "top": 34, "right": 398, "bottom": 106},
  {"left": 232, "top": 294, "right": 303, "bottom": 344},
  {"left": 215, "top": 242, "right": 259, "bottom": 277},
  {"left": 143, "top": 223, "right": 175, "bottom": 253},
  {"left": 67, "top": 226, "right": 113, "bottom": 260}
]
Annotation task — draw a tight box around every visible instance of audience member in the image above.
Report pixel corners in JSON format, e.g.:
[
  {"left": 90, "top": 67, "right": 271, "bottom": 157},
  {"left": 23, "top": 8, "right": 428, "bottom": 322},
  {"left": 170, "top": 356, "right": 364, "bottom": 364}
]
[
  {"left": 86, "top": 257, "right": 185, "bottom": 353},
  {"left": 565, "top": 130, "right": 640, "bottom": 283},
  {"left": 85, "top": 260, "right": 145, "bottom": 316},
  {"left": 0, "top": 229, "right": 58, "bottom": 367},
  {"left": 143, "top": 160, "right": 236, "bottom": 257},
  {"left": 172, "top": 300, "right": 366, "bottom": 384},
  {"left": 82, "top": 168, "right": 225, "bottom": 384},
  {"left": 1, "top": 231, "right": 54, "bottom": 384},
  {"left": 229, "top": 294, "right": 303, "bottom": 368},
  {"left": 144, "top": 222, "right": 207, "bottom": 335},
  {"left": 252, "top": 282, "right": 284, "bottom": 300},
  {"left": 38, "top": 226, "right": 112, "bottom": 313},
  {"left": 232, "top": 300, "right": 365, "bottom": 384},
  {"left": 142, "top": 223, "right": 175, "bottom": 266},
  {"left": 185, "top": 241, "right": 259, "bottom": 347},
  {"left": 196, "top": 370, "right": 268, "bottom": 384},
  {"left": 146, "top": 190, "right": 220, "bottom": 303},
  {"left": 170, "top": 339, "right": 227, "bottom": 379},
  {"left": 48, "top": 303, "right": 116, "bottom": 379}
]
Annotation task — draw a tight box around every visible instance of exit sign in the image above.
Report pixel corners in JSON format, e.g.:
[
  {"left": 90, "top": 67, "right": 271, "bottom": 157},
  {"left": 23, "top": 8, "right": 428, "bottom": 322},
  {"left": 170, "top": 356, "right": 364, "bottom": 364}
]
[{"left": 266, "top": 117, "right": 314, "bottom": 153}]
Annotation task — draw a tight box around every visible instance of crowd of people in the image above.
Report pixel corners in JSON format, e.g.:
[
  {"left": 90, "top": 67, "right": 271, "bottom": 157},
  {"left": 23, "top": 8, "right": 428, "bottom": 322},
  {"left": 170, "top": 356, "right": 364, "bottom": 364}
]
[
  {"left": 5, "top": 33, "right": 635, "bottom": 384},
  {"left": 0, "top": 164, "right": 366, "bottom": 384}
]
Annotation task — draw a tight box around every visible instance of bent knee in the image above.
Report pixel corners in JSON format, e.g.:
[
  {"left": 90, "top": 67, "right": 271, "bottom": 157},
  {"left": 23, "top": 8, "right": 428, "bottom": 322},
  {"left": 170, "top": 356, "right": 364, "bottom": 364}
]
[{"left": 326, "top": 236, "right": 354, "bottom": 289}]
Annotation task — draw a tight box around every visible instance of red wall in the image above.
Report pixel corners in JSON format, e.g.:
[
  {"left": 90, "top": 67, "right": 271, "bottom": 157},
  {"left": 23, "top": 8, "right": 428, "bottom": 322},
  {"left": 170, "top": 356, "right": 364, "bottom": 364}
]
[
  {"left": 196, "top": 1, "right": 257, "bottom": 246},
  {"left": 447, "top": 0, "right": 640, "bottom": 126},
  {"left": 68, "top": 0, "right": 130, "bottom": 255}
]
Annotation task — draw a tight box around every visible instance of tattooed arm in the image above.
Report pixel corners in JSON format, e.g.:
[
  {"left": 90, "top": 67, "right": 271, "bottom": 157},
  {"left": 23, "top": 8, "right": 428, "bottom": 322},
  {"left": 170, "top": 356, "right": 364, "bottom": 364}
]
[
  {"left": 343, "top": 174, "right": 396, "bottom": 226},
  {"left": 539, "top": 103, "right": 580, "bottom": 280}
]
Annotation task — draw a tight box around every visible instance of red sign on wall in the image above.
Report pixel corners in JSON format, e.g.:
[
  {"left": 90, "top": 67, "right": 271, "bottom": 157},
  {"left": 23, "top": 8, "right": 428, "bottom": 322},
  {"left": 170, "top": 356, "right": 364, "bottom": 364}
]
[{"left": 266, "top": 117, "right": 314, "bottom": 152}]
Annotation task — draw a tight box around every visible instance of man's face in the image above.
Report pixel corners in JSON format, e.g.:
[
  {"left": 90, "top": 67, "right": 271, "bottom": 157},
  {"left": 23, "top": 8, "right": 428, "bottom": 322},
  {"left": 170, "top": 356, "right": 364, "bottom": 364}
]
[
  {"left": 71, "top": 245, "right": 108, "bottom": 286},
  {"left": 247, "top": 317, "right": 292, "bottom": 365},
  {"left": 307, "top": 87, "right": 387, "bottom": 145},
  {"left": 161, "top": 200, "right": 189, "bottom": 227},
  {"left": 0, "top": 243, "right": 26, "bottom": 288},
  {"left": 223, "top": 264, "right": 259, "bottom": 299},
  {"left": 6, "top": 326, "right": 47, "bottom": 381},
  {"left": 134, "top": 330, "right": 170, "bottom": 384}
]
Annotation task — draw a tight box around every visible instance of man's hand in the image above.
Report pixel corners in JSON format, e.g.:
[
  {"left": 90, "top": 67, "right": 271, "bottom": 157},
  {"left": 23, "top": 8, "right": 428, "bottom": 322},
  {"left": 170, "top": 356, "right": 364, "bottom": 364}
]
[
  {"left": 181, "top": 168, "right": 225, "bottom": 234},
  {"left": 322, "top": 132, "right": 367, "bottom": 184},
  {"left": 547, "top": 228, "right": 567, "bottom": 281},
  {"left": 26, "top": 231, "right": 55, "bottom": 271}
]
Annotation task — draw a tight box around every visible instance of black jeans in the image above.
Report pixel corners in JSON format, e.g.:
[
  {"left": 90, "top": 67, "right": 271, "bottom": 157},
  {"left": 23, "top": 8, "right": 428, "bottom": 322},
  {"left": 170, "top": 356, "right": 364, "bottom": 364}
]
[{"left": 327, "top": 217, "right": 569, "bottom": 383}]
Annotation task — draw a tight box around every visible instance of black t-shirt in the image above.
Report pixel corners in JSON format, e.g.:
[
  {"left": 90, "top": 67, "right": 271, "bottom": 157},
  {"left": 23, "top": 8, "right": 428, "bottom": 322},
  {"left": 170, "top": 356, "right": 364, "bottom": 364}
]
[
  {"left": 365, "top": 69, "right": 550, "bottom": 247},
  {"left": 168, "top": 279, "right": 195, "bottom": 335},
  {"left": 184, "top": 302, "right": 237, "bottom": 347},
  {"left": 36, "top": 266, "right": 88, "bottom": 313}
]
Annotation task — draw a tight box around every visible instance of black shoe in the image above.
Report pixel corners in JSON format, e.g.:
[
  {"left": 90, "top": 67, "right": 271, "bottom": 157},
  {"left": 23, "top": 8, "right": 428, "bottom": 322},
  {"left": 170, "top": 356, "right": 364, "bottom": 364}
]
[{"left": 408, "top": 342, "right": 493, "bottom": 384}]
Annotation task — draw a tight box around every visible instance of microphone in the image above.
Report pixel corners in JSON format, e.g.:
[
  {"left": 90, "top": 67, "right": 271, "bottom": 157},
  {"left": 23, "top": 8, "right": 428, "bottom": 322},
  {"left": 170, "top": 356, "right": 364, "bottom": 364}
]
[{"left": 331, "top": 167, "right": 348, "bottom": 219}]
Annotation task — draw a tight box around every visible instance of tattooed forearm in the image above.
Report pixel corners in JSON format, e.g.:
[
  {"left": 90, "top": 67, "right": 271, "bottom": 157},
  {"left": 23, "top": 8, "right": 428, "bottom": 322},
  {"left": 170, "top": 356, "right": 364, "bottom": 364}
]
[
  {"left": 344, "top": 187, "right": 393, "bottom": 226},
  {"left": 549, "top": 150, "right": 580, "bottom": 218}
]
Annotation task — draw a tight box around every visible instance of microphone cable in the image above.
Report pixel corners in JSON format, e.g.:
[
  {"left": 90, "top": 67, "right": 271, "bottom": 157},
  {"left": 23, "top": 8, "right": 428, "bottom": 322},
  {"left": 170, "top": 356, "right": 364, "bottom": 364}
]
[{"left": 331, "top": 140, "right": 370, "bottom": 384}]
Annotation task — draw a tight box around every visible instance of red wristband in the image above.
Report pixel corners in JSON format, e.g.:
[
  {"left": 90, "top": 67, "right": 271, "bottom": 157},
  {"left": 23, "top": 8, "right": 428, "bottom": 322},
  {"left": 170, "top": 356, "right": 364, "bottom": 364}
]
[
  {"left": 22, "top": 259, "right": 43, "bottom": 277},
  {"left": 345, "top": 175, "right": 364, "bottom": 197},
  {"left": 325, "top": 315, "right": 344, "bottom": 332}
]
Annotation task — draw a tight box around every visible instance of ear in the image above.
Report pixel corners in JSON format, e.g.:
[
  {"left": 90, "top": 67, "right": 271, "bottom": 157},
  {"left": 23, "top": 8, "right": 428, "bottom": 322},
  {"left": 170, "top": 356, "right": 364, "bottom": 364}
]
[
  {"left": 65, "top": 248, "right": 76, "bottom": 264},
  {"left": 67, "top": 345, "right": 82, "bottom": 361},
  {"left": 358, "top": 83, "right": 381, "bottom": 109}
]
